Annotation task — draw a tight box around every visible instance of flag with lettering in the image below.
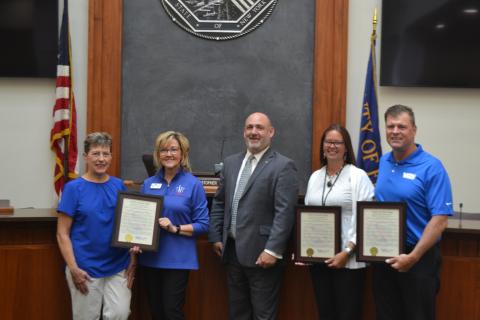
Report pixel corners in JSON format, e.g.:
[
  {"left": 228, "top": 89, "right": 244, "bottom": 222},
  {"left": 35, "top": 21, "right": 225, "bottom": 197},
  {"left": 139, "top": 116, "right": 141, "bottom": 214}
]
[
  {"left": 50, "top": 0, "right": 78, "bottom": 195},
  {"left": 357, "top": 23, "right": 382, "bottom": 184}
]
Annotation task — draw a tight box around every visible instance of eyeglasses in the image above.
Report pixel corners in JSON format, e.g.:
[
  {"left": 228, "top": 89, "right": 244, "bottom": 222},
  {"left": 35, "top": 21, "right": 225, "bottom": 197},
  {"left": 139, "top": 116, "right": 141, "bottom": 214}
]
[
  {"left": 89, "top": 151, "right": 112, "bottom": 159},
  {"left": 159, "top": 148, "right": 180, "bottom": 155},
  {"left": 323, "top": 140, "right": 345, "bottom": 147}
]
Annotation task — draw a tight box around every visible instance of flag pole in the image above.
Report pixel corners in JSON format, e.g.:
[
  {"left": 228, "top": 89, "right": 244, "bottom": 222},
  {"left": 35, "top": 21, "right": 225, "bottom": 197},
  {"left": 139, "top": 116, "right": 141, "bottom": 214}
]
[
  {"left": 371, "top": 8, "right": 379, "bottom": 108},
  {"left": 356, "top": 7, "right": 382, "bottom": 184}
]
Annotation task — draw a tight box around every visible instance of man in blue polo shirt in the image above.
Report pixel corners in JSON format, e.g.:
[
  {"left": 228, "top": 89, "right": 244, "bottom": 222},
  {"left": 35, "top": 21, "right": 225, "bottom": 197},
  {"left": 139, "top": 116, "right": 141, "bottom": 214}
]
[{"left": 374, "top": 104, "right": 453, "bottom": 320}]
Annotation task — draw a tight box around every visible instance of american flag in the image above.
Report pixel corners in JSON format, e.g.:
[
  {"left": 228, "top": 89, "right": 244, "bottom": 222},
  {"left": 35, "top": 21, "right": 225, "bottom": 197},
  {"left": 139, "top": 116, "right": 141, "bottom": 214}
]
[{"left": 50, "top": 0, "right": 78, "bottom": 195}]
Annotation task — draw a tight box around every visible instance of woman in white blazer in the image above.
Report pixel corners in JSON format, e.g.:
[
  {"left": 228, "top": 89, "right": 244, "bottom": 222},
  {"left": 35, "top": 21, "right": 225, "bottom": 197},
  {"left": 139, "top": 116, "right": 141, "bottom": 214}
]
[{"left": 305, "top": 124, "right": 374, "bottom": 320}]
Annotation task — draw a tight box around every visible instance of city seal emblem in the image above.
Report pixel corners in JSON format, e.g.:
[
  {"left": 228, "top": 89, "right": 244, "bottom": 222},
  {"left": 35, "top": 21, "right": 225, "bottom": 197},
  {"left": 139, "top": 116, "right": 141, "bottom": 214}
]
[{"left": 161, "top": 0, "right": 278, "bottom": 40}]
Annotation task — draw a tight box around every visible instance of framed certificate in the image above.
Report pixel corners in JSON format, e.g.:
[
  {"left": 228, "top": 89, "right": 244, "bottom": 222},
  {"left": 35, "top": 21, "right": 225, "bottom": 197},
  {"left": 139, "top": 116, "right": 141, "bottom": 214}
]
[
  {"left": 356, "top": 201, "right": 406, "bottom": 262},
  {"left": 295, "top": 206, "right": 341, "bottom": 263},
  {"left": 111, "top": 192, "right": 163, "bottom": 251}
]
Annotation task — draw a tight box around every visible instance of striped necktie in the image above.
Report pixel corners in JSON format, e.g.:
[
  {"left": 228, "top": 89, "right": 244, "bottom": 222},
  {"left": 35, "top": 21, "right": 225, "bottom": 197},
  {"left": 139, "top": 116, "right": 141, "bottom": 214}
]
[{"left": 230, "top": 155, "right": 255, "bottom": 238}]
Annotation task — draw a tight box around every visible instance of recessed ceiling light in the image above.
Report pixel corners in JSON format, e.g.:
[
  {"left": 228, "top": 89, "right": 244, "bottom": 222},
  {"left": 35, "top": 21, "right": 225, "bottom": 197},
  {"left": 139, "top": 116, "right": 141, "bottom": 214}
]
[{"left": 463, "top": 8, "right": 478, "bottom": 14}]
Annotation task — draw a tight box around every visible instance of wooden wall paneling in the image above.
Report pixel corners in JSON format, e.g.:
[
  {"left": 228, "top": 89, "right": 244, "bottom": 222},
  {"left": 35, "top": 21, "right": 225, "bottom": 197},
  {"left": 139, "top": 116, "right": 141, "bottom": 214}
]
[
  {"left": 440, "top": 234, "right": 459, "bottom": 256},
  {"left": 278, "top": 264, "right": 319, "bottom": 320},
  {"left": 437, "top": 257, "right": 480, "bottom": 320},
  {"left": 0, "top": 221, "right": 57, "bottom": 245},
  {"left": 0, "top": 222, "right": 71, "bottom": 320},
  {"left": 87, "top": 0, "right": 123, "bottom": 176},
  {"left": 185, "top": 238, "right": 229, "bottom": 320},
  {"left": 458, "top": 235, "right": 480, "bottom": 257},
  {"left": 311, "top": 0, "right": 349, "bottom": 170}
]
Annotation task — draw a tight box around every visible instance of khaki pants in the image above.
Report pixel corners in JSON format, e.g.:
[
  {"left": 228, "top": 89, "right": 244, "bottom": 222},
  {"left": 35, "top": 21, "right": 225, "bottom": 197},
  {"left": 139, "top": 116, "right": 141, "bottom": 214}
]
[{"left": 65, "top": 267, "right": 131, "bottom": 320}]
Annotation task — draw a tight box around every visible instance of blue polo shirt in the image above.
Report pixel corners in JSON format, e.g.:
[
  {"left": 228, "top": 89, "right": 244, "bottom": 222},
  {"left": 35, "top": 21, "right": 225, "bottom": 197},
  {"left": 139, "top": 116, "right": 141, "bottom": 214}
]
[
  {"left": 138, "top": 169, "right": 209, "bottom": 270},
  {"left": 375, "top": 144, "right": 453, "bottom": 246}
]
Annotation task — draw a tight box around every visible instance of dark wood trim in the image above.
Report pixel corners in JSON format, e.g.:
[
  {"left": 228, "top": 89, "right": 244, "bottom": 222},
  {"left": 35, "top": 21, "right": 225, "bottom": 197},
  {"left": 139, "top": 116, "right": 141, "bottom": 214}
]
[{"left": 86, "top": 0, "right": 348, "bottom": 176}]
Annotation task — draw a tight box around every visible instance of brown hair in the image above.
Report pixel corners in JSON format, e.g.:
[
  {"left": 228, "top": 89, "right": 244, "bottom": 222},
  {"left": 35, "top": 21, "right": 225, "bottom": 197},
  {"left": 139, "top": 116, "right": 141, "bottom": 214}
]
[
  {"left": 319, "top": 124, "right": 356, "bottom": 167},
  {"left": 384, "top": 104, "right": 416, "bottom": 126}
]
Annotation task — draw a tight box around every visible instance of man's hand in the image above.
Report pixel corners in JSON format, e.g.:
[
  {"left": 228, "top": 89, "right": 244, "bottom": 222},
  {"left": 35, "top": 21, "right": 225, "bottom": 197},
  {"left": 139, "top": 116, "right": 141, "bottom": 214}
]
[
  {"left": 255, "top": 251, "right": 277, "bottom": 268},
  {"left": 213, "top": 242, "right": 223, "bottom": 257},
  {"left": 386, "top": 253, "right": 419, "bottom": 272},
  {"left": 325, "top": 251, "right": 349, "bottom": 269},
  {"left": 70, "top": 267, "right": 92, "bottom": 295}
]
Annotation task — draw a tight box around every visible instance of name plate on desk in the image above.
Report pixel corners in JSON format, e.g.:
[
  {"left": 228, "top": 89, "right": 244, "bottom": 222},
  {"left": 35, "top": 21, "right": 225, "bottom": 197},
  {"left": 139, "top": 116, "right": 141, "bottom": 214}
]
[{"left": 196, "top": 174, "right": 220, "bottom": 194}]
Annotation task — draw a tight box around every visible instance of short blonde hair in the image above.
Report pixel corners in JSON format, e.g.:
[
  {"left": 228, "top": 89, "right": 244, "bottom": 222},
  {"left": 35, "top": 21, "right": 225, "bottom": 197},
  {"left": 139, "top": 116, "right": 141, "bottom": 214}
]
[{"left": 153, "top": 131, "right": 191, "bottom": 172}]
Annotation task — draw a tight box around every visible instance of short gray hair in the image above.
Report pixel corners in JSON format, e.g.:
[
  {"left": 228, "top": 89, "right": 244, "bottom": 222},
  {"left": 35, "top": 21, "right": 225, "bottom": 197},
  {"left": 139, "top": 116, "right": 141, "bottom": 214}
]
[{"left": 84, "top": 132, "right": 112, "bottom": 154}]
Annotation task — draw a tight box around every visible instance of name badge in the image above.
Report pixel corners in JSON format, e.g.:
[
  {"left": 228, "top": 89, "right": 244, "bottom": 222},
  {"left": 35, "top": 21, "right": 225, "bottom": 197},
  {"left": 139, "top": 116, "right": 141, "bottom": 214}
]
[
  {"left": 150, "top": 183, "right": 162, "bottom": 189},
  {"left": 402, "top": 172, "right": 416, "bottom": 180}
]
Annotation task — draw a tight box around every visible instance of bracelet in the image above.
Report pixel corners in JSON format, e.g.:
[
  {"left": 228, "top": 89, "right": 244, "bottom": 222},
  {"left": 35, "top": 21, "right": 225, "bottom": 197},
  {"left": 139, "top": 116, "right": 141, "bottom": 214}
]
[{"left": 175, "top": 225, "right": 181, "bottom": 234}]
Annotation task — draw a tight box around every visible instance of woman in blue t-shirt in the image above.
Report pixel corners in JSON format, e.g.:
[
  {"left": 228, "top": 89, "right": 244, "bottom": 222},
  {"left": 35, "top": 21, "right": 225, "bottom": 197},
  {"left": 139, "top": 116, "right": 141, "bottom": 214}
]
[
  {"left": 139, "top": 131, "right": 209, "bottom": 320},
  {"left": 56, "top": 132, "right": 136, "bottom": 320}
]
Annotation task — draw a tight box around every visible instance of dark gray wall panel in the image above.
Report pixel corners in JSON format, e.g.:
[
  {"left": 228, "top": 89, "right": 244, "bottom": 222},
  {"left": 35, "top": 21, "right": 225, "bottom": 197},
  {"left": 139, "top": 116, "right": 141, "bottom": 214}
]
[{"left": 121, "top": 0, "right": 314, "bottom": 193}]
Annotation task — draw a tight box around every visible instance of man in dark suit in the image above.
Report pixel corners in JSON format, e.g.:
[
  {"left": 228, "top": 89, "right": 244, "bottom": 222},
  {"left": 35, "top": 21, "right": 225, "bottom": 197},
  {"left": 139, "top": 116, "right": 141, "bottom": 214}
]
[{"left": 209, "top": 112, "right": 299, "bottom": 320}]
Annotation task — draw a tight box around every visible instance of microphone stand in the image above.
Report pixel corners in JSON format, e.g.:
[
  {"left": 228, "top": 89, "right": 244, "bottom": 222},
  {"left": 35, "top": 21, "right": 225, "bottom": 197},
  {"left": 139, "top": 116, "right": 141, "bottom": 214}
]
[
  {"left": 458, "top": 203, "right": 463, "bottom": 229},
  {"left": 214, "top": 138, "right": 226, "bottom": 176}
]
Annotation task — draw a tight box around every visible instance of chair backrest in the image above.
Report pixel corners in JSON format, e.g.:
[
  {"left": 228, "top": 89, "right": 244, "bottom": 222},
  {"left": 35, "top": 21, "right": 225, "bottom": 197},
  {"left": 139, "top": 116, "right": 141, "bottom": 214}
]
[{"left": 142, "top": 154, "right": 156, "bottom": 177}]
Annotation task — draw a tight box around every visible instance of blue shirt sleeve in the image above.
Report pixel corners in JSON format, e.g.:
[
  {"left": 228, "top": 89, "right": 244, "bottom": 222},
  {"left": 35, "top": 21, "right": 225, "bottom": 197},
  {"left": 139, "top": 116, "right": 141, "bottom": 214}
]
[
  {"left": 57, "top": 181, "right": 78, "bottom": 217},
  {"left": 426, "top": 162, "right": 453, "bottom": 216},
  {"left": 190, "top": 180, "right": 209, "bottom": 236}
]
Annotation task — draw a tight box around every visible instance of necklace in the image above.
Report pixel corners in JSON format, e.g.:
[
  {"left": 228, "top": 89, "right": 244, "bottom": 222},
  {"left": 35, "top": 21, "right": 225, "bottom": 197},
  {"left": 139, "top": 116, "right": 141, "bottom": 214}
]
[{"left": 321, "top": 165, "right": 344, "bottom": 206}]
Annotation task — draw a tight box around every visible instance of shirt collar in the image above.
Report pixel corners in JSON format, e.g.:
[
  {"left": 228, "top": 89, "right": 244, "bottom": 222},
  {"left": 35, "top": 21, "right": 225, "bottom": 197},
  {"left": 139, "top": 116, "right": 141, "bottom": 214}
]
[
  {"left": 246, "top": 146, "right": 270, "bottom": 162},
  {"left": 387, "top": 144, "right": 423, "bottom": 164},
  {"left": 157, "top": 167, "right": 184, "bottom": 180}
]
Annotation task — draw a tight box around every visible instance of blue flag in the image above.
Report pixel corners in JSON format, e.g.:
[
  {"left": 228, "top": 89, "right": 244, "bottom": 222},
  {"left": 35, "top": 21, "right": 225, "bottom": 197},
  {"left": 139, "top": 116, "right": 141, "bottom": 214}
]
[{"left": 357, "top": 31, "right": 382, "bottom": 184}]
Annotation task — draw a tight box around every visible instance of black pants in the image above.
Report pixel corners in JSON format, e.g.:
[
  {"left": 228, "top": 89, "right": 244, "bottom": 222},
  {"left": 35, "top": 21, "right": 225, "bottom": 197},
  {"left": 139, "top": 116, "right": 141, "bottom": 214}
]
[
  {"left": 142, "top": 266, "right": 190, "bottom": 320},
  {"left": 309, "top": 264, "right": 366, "bottom": 320},
  {"left": 225, "top": 238, "right": 284, "bottom": 320},
  {"left": 373, "top": 244, "right": 441, "bottom": 320}
]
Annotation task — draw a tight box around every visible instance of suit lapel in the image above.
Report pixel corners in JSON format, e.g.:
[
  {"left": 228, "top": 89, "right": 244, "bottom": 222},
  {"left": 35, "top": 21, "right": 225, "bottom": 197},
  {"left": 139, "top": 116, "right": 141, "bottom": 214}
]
[{"left": 241, "top": 149, "right": 275, "bottom": 196}]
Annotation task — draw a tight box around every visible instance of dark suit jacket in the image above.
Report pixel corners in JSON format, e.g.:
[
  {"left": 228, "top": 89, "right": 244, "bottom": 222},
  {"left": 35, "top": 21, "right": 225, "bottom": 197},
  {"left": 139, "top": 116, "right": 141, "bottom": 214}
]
[{"left": 209, "top": 148, "right": 299, "bottom": 267}]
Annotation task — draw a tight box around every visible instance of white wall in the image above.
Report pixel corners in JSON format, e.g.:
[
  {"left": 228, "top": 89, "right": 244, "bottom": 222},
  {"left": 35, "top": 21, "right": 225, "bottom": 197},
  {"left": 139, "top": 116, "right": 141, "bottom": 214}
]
[
  {"left": 0, "top": 1, "right": 88, "bottom": 208},
  {"left": 1, "top": 1, "right": 479, "bottom": 212},
  {"left": 346, "top": 0, "right": 480, "bottom": 213}
]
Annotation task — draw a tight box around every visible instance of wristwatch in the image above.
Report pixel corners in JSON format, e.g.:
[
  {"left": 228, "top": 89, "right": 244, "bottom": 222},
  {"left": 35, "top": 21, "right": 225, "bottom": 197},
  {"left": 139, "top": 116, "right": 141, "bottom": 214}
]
[
  {"left": 175, "top": 225, "right": 181, "bottom": 234},
  {"left": 343, "top": 246, "right": 353, "bottom": 255}
]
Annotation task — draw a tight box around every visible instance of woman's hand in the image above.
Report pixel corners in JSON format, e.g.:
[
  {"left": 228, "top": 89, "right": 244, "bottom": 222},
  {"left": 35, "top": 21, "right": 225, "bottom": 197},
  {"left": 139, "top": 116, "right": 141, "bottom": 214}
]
[
  {"left": 70, "top": 267, "right": 92, "bottom": 294},
  {"left": 129, "top": 245, "right": 142, "bottom": 255},
  {"left": 325, "top": 251, "right": 349, "bottom": 269},
  {"left": 158, "top": 217, "right": 177, "bottom": 233}
]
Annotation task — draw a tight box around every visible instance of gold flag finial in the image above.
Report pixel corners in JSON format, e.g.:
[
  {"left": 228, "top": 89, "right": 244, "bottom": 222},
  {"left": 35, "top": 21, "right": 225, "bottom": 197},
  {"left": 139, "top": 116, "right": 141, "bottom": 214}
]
[{"left": 371, "top": 8, "right": 378, "bottom": 42}]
